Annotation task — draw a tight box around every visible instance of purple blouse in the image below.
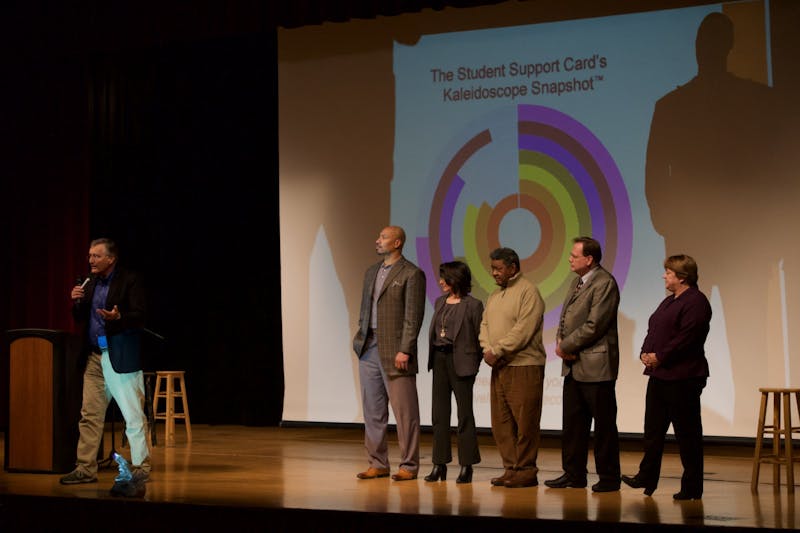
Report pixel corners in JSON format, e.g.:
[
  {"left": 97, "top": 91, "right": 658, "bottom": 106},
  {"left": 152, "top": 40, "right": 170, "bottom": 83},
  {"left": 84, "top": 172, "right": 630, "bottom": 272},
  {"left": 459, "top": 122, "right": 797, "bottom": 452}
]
[{"left": 640, "top": 286, "right": 712, "bottom": 380}]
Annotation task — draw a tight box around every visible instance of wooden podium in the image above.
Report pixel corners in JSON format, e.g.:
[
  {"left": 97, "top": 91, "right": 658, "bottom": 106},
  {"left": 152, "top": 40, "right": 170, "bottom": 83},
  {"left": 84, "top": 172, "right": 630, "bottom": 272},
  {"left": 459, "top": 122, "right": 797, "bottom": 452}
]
[{"left": 4, "top": 328, "right": 81, "bottom": 473}]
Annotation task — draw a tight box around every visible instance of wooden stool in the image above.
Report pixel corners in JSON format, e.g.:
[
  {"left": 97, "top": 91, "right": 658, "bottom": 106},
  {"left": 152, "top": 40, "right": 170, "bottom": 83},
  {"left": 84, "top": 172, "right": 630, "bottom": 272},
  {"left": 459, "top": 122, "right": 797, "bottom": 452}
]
[
  {"left": 153, "top": 370, "right": 192, "bottom": 447},
  {"left": 751, "top": 387, "right": 800, "bottom": 492}
]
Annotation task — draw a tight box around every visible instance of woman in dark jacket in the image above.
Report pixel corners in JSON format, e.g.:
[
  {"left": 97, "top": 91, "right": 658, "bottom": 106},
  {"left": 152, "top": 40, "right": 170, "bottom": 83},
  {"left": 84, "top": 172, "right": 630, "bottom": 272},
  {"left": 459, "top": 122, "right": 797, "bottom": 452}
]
[
  {"left": 424, "top": 261, "right": 484, "bottom": 484},
  {"left": 622, "top": 254, "right": 712, "bottom": 499}
]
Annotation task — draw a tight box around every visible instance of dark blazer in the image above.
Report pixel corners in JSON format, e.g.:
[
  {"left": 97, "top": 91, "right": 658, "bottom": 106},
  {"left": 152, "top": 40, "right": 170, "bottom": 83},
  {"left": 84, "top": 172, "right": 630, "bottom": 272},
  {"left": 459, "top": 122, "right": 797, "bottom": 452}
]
[
  {"left": 427, "top": 294, "right": 484, "bottom": 377},
  {"left": 72, "top": 266, "right": 147, "bottom": 374},
  {"left": 558, "top": 266, "right": 620, "bottom": 382},
  {"left": 353, "top": 257, "right": 426, "bottom": 377}
]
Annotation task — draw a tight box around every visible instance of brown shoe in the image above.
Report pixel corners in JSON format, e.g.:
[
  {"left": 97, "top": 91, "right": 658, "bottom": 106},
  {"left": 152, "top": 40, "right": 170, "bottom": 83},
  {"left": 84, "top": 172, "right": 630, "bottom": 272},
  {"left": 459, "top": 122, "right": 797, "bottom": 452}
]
[
  {"left": 357, "top": 467, "right": 390, "bottom": 479},
  {"left": 491, "top": 468, "right": 514, "bottom": 487},
  {"left": 391, "top": 468, "right": 417, "bottom": 481},
  {"left": 504, "top": 469, "right": 539, "bottom": 488}
]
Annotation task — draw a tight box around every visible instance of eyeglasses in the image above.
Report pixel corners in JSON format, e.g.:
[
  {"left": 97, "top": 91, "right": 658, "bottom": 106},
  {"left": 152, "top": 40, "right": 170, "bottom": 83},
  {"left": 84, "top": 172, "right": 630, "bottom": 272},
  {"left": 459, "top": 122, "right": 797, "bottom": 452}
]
[{"left": 87, "top": 254, "right": 108, "bottom": 260}]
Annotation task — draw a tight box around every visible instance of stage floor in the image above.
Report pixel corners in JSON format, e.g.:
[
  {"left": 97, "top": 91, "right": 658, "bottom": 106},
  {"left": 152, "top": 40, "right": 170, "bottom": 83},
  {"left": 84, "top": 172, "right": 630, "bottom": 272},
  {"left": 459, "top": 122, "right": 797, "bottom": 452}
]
[{"left": 0, "top": 425, "right": 798, "bottom": 531}]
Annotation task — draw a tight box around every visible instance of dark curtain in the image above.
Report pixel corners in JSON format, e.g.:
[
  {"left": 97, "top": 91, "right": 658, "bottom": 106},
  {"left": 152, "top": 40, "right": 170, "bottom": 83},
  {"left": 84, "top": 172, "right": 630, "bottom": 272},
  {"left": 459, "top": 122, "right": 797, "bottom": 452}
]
[
  {"left": 85, "top": 32, "right": 283, "bottom": 425},
  {"left": 1, "top": 54, "right": 91, "bottom": 333},
  {"left": 1, "top": 30, "right": 282, "bottom": 428},
  {"left": 0, "top": 53, "right": 91, "bottom": 429}
]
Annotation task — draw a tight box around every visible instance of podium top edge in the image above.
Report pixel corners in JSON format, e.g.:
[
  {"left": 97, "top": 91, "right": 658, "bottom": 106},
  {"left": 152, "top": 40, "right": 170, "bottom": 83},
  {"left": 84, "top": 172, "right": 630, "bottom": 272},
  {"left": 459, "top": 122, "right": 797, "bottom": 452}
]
[{"left": 6, "top": 328, "right": 70, "bottom": 341}]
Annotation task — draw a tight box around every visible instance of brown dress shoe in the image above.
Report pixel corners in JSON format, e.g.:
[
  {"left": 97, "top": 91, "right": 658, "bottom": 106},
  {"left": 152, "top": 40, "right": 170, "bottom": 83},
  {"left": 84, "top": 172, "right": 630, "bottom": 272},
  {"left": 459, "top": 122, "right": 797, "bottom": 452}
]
[
  {"left": 491, "top": 468, "right": 514, "bottom": 486},
  {"left": 357, "top": 467, "right": 390, "bottom": 479},
  {"left": 504, "top": 469, "right": 539, "bottom": 488},
  {"left": 391, "top": 468, "right": 417, "bottom": 481}
]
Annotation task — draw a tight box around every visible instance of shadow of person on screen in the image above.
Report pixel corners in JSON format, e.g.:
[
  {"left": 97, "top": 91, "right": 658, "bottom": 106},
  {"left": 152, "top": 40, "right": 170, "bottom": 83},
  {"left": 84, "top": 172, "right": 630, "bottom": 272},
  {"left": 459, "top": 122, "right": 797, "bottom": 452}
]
[{"left": 645, "top": 11, "right": 783, "bottom": 428}]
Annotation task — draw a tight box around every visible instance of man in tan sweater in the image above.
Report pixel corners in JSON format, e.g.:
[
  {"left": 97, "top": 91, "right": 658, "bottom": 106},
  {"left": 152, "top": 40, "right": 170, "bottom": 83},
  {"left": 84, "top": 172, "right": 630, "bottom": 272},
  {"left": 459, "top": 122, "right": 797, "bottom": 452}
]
[{"left": 479, "top": 247, "right": 546, "bottom": 488}]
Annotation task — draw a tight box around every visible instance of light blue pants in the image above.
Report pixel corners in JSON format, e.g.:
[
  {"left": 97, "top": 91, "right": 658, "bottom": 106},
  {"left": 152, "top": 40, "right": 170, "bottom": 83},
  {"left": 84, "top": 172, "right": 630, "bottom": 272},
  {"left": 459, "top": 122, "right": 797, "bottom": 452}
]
[{"left": 75, "top": 352, "right": 150, "bottom": 474}]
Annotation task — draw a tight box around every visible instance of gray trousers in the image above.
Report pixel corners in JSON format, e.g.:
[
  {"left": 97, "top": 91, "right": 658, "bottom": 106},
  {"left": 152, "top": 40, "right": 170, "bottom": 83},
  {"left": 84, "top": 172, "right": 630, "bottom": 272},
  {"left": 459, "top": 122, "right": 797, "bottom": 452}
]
[{"left": 358, "top": 342, "right": 420, "bottom": 473}]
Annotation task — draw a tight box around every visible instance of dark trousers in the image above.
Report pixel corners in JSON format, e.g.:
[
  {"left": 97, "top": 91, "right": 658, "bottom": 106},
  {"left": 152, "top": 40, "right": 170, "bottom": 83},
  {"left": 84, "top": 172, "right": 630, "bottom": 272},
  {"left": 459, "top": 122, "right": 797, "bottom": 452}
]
[
  {"left": 430, "top": 350, "right": 480, "bottom": 465},
  {"left": 638, "top": 376, "right": 706, "bottom": 495},
  {"left": 561, "top": 374, "right": 620, "bottom": 482}
]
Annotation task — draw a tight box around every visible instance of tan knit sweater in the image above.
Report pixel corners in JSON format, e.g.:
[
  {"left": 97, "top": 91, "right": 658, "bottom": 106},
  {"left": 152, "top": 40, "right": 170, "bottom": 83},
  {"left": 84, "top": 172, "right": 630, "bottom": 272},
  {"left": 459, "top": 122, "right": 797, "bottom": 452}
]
[{"left": 479, "top": 273, "right": 546, "bottom": 366}]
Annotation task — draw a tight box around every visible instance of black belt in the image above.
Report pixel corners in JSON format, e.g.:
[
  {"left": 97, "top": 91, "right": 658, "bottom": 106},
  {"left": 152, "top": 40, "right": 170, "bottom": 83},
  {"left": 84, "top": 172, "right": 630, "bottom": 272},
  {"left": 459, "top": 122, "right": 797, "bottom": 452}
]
[{"left": 433, "top": 345, "right": 453, "bottom": 353}]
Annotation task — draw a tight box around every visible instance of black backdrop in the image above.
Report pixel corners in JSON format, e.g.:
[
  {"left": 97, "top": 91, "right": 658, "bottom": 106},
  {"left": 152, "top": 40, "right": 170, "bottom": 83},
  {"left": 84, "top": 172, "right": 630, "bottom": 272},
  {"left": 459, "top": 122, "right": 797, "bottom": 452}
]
[
  {"left": 2, "top": 31, "right": 284, "bottom": 425},
  {"left": 0, "top": 5, "right": 286, "bottom": 428},
  {"left": 85, "top": 34, "right": 282, "bottom": 425}
]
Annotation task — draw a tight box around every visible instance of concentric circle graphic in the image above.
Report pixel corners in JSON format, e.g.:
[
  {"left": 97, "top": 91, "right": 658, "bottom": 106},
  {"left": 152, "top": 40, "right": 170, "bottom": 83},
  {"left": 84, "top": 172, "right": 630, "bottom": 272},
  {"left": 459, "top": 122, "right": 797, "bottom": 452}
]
[{"left": 415, "top": 104, "right": 632, "bottom": 334}]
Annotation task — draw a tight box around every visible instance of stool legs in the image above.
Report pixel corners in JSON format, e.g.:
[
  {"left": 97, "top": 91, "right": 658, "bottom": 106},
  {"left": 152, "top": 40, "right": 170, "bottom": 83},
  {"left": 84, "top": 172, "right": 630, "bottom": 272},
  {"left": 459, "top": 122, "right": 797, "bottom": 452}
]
[
  {"left": 165, "top": 374, "right": 176, "bottom": 447},
  {"left": 752, "top": 391, "right": 768, "bottom": 492},
  {"left": 752, "top": 388, "right": 800, "bottom": 493},
  {"left": 784, "top": 391, "right": 795, "bottom": 492},
  {"left": 145, "top": 373, "right": 157, "bottom": 446},
  {"left": 772, "top": 391, "right": 781, "bottom": 490},
  {"left": 153, "top": 371, "right": 192, "bottom": 447},
  {"left": 180, "top": 375, "right": 192, "bottom": 443}
]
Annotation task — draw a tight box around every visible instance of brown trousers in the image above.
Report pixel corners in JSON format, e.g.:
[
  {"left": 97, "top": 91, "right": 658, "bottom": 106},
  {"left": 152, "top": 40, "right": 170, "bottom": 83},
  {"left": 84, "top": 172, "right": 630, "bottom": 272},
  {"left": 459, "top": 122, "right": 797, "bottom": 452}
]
[{"left": 490, "top": 364, "right": 544, "bottom": 471}]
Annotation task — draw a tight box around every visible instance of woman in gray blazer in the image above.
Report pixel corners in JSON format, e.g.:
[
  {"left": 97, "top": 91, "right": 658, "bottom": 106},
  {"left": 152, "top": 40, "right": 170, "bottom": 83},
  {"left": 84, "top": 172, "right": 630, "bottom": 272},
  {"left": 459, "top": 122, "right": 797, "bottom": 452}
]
[{"left": 425, "top": 261, "right": 484, "bottom": 484}]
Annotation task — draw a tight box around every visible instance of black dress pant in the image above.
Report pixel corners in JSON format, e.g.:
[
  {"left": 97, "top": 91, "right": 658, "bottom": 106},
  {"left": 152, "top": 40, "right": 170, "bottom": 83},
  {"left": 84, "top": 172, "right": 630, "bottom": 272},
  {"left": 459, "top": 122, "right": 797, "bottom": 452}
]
[
  {"left": 638, "top": 376, "right": 706, "bottom": 495},
  {"left": 561, "top": 373, "right": 620, "bottom": 482},
  {"left": 430, "top": 350, "right": 480, "bottom": 465}
]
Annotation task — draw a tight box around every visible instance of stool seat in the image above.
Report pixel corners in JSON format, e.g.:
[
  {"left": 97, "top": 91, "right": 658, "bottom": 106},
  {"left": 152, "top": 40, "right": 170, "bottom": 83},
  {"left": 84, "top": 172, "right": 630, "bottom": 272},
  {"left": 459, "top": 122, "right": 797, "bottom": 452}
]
[
  {"left": 751, "top": 387, "right": 800, "bottom": 493},
  {"left": 152, "top": 370, "right": 192, "bottom": 447}
]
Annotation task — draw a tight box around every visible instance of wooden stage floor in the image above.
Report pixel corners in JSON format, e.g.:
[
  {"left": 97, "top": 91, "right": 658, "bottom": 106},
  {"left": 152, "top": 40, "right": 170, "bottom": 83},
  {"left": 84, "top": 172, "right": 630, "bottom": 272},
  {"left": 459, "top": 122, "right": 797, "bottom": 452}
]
[{"left": 0, "top": 424, "right": 798, "bottom": 531}]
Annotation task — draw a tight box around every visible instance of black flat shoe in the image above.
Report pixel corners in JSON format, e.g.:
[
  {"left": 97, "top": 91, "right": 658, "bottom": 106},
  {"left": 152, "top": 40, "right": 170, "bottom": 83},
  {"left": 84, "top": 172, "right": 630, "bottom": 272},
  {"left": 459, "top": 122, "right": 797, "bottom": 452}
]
[
  {"left": 591, "top": 480, "right": 621, "bottom": 492},
  {"left": 621, "top": 474, "right": 657, "bottom": 496},
  {"left": 456, "top": 465, "right": 473, "bottom": 484},
  {"left": 673, "top": 491, "right": 702, "bottom": 500},
  {"left": 544, "top": 473, "right": 587, "bottom": 489},
  {"left": 424, "top": 464, "right": 447, "bottom": 482}
]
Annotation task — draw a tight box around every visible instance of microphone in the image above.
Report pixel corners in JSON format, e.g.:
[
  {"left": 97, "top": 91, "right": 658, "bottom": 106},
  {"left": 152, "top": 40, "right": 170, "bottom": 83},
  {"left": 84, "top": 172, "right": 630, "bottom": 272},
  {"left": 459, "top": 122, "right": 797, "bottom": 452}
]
[{"left": 75, "top": 275, "right": 91, "bottom": 303}]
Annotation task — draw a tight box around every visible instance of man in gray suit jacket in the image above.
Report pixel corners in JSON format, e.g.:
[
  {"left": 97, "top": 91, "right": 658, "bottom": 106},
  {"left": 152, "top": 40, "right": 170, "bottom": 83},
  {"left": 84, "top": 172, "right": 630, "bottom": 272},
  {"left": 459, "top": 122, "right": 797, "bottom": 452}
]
[
  {"left": 353, "top": 226, "right": 426, "bottom": 481},
  {"left": 545, "top": 236, "right": 621, "bottom": 492}
]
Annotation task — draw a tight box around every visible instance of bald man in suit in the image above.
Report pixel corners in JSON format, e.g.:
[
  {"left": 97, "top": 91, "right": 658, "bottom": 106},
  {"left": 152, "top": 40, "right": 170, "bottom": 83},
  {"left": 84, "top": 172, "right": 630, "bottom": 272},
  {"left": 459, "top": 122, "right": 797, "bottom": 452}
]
[{"left": 353, "top": 226, "right": 426, "bottom": 481}]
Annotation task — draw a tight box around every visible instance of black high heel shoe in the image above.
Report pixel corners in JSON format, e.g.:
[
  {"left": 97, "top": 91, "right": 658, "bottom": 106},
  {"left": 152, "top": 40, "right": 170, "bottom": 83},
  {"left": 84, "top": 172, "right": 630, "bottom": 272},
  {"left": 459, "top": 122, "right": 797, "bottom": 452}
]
[
  {"left": 424, "top": 464, "right": 447, "bottom": 482},
  {"left": 456, "top": 465, "right": 473, "bottom": 484},
  {"left": 621, "top": 474, "right": 657, "bottom": 496}
]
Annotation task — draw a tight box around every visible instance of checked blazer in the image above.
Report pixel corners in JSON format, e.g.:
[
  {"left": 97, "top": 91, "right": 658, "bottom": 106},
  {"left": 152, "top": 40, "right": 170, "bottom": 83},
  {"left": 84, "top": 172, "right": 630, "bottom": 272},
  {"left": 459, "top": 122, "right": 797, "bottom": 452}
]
[{"left": 353, "top": 257, "right": 426, "bottom": 378}]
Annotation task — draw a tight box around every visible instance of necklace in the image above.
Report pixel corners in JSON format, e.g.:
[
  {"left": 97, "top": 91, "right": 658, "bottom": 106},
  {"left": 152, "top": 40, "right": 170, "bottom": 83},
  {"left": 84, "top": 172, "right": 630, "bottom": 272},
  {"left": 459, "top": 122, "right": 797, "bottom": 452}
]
[{"left": 439, "top": 301, "right": 457, "bottom": 338}]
